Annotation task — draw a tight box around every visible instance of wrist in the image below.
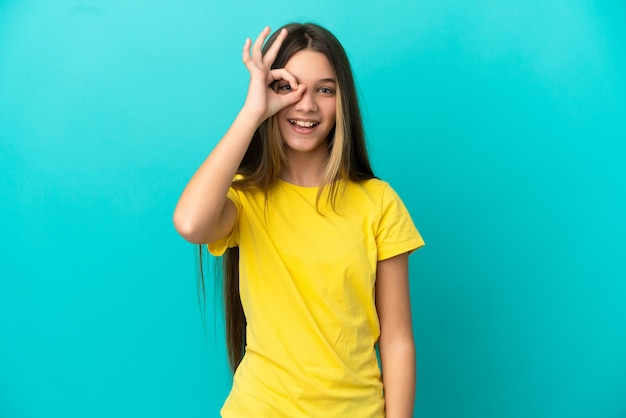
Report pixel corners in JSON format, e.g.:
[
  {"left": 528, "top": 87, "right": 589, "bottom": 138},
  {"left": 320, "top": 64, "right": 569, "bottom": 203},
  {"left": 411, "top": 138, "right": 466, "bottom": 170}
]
[{"left": 238, "top": 103, "right": 269, "bottom": 127}]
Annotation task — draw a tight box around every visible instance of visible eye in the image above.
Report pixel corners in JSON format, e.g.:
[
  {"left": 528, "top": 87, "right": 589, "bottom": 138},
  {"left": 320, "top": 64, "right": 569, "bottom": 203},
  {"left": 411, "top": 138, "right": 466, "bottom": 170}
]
[
  {"left": 277, "top": 83, "right": 292, "bottom": 94},
  {"left": 319, "top": 87, "right": 335, "bottom": 95}
]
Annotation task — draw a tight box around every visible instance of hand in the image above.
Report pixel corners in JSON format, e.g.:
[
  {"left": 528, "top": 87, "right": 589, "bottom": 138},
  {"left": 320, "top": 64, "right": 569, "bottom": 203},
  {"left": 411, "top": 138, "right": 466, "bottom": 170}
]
[{"left": 241, "top": 27, "right": 306, "bottom": 124}]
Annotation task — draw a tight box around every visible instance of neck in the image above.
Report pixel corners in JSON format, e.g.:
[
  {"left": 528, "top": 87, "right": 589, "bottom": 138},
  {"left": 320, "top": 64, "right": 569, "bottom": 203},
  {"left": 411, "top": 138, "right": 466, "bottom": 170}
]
[{"left": 280, "top": 150, "right": 328, "bottom": 187}]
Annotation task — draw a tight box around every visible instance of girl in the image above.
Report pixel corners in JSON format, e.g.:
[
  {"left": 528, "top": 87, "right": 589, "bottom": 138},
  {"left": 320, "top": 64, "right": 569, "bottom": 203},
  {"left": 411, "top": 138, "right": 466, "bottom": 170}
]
[{"left": 174, "top": 23, "right": 424, "bottom": 418}]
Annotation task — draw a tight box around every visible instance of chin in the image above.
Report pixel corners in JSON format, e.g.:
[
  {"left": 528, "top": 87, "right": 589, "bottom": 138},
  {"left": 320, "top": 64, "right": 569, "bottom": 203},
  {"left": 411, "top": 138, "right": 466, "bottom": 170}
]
[{"left": 283, "top": 141, "right": 326, "bottom": 154}]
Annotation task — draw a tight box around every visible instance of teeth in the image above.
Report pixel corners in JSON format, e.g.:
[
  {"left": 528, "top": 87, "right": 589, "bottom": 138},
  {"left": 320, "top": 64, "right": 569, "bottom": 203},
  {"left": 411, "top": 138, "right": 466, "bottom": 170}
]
[{"left": 290, "top": 120, "right": 318, "bottom": 128}]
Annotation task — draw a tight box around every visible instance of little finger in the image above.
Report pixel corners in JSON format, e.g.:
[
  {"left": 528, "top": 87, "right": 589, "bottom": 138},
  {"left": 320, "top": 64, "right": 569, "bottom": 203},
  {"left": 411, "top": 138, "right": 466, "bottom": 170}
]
[
  {"left": 251, "top": 26, "right": 271, "bottom": 64},
  {"left": 242, "top": 37, "right": 252, "bottom": 64}
]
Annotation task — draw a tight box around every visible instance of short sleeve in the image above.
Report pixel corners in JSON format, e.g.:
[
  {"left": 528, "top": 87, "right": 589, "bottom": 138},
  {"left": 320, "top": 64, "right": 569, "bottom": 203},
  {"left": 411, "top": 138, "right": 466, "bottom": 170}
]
[
  {"left": 376, "top": 184, "right": 425, "bottom": 261},
  {"left": 206, "top": 187, "right": 241, "bottom": 256}
]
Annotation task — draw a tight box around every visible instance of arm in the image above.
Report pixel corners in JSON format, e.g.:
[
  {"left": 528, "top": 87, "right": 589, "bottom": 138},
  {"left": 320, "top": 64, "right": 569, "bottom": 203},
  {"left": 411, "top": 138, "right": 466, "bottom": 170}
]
[
  {"left": 376, "top": 252, "right": 416, "bottom": 418},
  {"left": 172, "top": 26, "right": 305, "bottom": 244}
]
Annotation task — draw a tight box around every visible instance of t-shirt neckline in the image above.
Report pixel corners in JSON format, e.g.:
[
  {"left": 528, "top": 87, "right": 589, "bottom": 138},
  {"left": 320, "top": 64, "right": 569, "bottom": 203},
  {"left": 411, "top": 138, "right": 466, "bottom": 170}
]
[{"left": 276, "top": 178, "right": 321, "bottom": 191}]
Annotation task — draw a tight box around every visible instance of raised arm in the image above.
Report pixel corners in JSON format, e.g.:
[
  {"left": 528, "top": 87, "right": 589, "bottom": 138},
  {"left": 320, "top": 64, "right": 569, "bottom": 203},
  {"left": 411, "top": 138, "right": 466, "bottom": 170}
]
[
  {"left": 173, "top": 27, "right": 306, "bottom": 244},
  {"left": 376, "top": 252, "right": 416, "bottom": 418}
]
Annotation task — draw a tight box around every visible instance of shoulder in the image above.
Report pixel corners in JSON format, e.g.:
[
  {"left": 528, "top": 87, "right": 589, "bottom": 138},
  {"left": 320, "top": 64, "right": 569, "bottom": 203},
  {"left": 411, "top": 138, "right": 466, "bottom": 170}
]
[
  {"left": 332, "top": 178, "right": 398, "bottom": 218},
  {"left": 344, "top": 178, "right": 400, "bottom": 204},
  {"left": 360, "top": 177, "right": 389, "bottom": 191},
  {"left": 345, "top": 178, "right": 417, "bottom": 227},
  {"left": 346, "top": 177, "right": 389, "bottom": 194}
]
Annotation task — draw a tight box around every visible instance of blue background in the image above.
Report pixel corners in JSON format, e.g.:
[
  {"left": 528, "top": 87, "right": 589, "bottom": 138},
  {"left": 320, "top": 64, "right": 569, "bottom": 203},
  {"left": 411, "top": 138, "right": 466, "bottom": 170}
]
[{"left": 1, "top": 1, "right": 625, "bottom": 417}]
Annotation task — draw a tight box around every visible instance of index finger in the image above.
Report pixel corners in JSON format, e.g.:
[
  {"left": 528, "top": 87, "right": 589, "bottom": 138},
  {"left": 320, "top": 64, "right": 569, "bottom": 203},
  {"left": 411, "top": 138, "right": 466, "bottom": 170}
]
[{"left": 262, "top": 28, "right": 288, "bottom": 68}]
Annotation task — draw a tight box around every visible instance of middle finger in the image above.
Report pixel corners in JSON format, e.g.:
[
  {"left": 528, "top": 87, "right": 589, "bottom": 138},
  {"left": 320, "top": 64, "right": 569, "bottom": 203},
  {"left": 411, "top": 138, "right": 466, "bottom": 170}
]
[{"left": 251, "top": 26, "right": 271, "bottom": 64}]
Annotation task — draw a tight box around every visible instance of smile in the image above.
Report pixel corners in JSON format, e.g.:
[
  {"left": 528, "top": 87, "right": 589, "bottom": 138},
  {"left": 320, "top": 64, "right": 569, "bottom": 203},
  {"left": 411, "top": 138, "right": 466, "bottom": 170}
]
[{"left": 289, "top": 119, "right": 319, "bottom": 128}]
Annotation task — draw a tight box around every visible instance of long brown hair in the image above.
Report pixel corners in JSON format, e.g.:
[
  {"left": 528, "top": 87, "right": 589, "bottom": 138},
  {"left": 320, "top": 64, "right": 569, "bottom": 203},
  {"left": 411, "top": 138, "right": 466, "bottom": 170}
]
[{"left": 199, "top": 22, "right": 375, "bottom": 373}]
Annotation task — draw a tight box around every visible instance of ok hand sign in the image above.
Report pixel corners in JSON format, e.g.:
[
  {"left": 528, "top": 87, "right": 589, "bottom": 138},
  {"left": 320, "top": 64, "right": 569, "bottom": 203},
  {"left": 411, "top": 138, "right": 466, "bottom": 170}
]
[{"left": 241, "top": 27, "right": 306, "bottom": 124}]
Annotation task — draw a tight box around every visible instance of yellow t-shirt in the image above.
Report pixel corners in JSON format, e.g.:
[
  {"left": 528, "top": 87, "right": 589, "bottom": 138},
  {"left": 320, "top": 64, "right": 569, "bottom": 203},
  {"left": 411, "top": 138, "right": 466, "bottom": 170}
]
[{"left": 209, "top": 178, "right": 424, "bottom": 418}]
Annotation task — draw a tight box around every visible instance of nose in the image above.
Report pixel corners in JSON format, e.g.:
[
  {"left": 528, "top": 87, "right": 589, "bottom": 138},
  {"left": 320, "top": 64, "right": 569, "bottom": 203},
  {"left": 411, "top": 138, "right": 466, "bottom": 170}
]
[{"left": 294, "top": 87, "right": 317, "bottom": 113}]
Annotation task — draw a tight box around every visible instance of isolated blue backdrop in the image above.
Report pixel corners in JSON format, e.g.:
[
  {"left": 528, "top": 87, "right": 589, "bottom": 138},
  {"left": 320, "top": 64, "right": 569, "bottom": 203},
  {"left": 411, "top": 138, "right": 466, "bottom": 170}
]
[{"left": 1, "top": 1, "right": 625, "bottom": 417}]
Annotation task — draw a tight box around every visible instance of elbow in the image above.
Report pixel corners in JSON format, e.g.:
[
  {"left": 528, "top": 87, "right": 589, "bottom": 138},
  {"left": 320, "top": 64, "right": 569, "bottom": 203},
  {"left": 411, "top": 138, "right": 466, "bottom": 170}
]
[
  {"left": 379, "top": 335, "right": 415, "bottom": 353},
  {"left": 172, "top": 209, "right": 208, "bottom": 244},
  {"left": 378, "top": 328, "right": 415, "bottom": 356}
]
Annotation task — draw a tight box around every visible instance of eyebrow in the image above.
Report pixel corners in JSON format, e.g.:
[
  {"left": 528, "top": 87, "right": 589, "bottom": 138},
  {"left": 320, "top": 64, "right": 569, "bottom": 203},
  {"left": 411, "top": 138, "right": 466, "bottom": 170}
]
[{"left": 319, "top": 78, "right": 336, "bottom": 83}]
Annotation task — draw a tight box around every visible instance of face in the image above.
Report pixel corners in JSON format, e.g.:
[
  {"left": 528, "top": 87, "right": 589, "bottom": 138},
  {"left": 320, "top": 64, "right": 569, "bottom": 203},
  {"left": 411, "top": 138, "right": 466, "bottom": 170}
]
[{"left": 276, "top": 50, "right": 337, "bottom": 157}]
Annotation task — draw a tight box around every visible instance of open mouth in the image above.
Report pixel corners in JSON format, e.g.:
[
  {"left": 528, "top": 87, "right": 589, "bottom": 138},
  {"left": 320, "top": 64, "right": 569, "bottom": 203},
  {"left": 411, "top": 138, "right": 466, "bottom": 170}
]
[{"left": 289, "top": 119, "right": 319, "bottom": 128}]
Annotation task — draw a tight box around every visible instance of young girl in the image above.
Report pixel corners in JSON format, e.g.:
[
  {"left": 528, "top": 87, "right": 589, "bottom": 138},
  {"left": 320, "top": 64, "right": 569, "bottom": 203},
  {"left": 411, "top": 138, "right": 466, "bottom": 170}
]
[{"left": 174, "top": 23, "right": 424, "bottom": 418}]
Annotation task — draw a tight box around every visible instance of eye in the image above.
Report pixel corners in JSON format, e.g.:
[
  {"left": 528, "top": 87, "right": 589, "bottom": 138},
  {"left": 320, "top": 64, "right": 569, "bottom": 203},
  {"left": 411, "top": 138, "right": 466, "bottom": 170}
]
[
  {"left": 277, "top": 83, "right": 292, "bottom": 94},
  {"left": 319, "top": 87, "right": 335, "bottom": 95}
]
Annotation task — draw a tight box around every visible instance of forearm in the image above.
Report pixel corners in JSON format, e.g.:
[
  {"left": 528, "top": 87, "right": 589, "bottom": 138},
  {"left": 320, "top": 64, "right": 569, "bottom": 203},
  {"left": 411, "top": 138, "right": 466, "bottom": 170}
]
[
  {"left": 173, "top": 106, "right": 262, "bottom": 243},
  {"left": 376, "top": 253, "right": 416, "bottom": 418},
  {"left": 173, "top": 27, "right": 304, "bottom": 244},
  {"left": 380, "top": 339, "right": 416, "bottom": 418}
]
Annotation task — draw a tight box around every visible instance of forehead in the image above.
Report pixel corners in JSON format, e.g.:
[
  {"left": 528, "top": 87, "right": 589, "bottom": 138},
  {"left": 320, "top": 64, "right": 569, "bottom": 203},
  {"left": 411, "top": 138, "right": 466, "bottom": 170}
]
[{"left": 283, "top": 50, "right": 335, "bottom": 82}]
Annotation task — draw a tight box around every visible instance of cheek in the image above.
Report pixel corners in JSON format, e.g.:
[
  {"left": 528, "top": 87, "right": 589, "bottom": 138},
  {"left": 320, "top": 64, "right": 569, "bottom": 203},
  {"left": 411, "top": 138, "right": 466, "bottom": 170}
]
[
  {"left": 276, "top": 118, "right": 288, "bottom": 138},
  {"left": 276, "top": 107, "right": 288, "bottom": 119},
  {"left": 323, "top": 102, "right": 337, "bottom": 123},
  {"left": 276, "top": 109, "right": 290, "bottom": 128}
]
